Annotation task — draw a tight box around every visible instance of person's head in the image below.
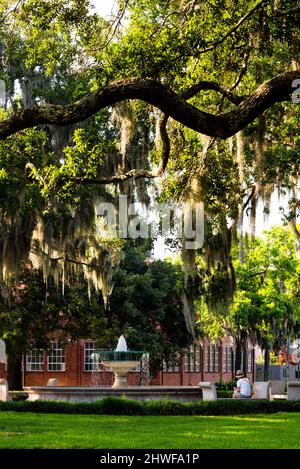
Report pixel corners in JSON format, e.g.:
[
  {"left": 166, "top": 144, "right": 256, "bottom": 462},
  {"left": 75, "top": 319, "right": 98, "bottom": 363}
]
[{"left": 235, "top": 370, "right": 244, "bottom": 379}]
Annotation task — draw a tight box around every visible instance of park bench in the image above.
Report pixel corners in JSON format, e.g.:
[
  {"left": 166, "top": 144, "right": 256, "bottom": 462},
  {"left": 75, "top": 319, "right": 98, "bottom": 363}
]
[
  {"left": 270, "top": 380, "right": 286, "bottom": 400},
  {"left": 0, "top": 340, "right": 10, "bottom": 402},
  {"left": 198, "top": 381, "right": 271, "bottom": 401},
  {"left": 287, "top": 381, "right": 300, "bottom": 400},
  {"left": 47, "top": 378, "right": 60, "bottom": 386},
  {"left": 251, "top": 381, "right": 270, "bottom": 399},
  {"left": 0, "top": 379, "right": 10, "bottom": 402},
  {"left": 198, "top": 382, "right": 217, "bottom": 401}
]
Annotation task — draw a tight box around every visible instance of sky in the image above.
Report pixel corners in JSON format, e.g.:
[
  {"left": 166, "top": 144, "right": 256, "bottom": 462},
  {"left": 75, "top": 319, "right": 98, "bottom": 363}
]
[{"left": 91, "top": 0, "right": 116, "bottom": 17}]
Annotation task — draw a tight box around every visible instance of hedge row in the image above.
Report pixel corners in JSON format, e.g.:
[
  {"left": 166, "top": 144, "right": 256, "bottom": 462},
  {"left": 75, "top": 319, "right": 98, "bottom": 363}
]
[{"left": 1, "top": 398, "right": 300, "bottom": 416}]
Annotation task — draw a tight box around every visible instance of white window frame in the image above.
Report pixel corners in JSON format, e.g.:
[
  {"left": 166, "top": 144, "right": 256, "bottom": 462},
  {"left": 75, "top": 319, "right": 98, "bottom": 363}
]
[
  {"left": 247, "top": 349, "right": 252, "bottom": 373},
  {"left": 228, "top": 347, "right": 233, "bottom": 372},
  {"left": 164, "top": 354, "right": 180, "bottom": 373},
  {"left": 195, "top": 345, "right": 201, "bottom": 372},
  {"left": 205, "top": 345, "right": 209, "bottom": 372},
  {"left": 84, "top": 342, "right": 96, "bottom": 372},
  {"left": 209, "top": 345, "right": 215, "bottom": 372},
  {"left": 223, "top": 346, "right": 228, "bottom": 372},
  {"left": 233, "top": 349, "right": 236, "bottom": 371},
  {"left": 189, "top": 345, "right": 195, "bottom": 372},
  {"left": 47, "top": 341, "right": 66, "bottom": 372},
  {"left": 215, "top": 346, "right": 219, "bottom": 373},
  {"left": 26, "top": 349, "right": 44, "bottom": 372}
]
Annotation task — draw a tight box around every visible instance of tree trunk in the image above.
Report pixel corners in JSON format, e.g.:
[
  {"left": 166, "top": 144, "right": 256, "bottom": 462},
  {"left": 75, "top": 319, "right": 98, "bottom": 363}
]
[
  {"left": 235, "top": 338, "right": 242, "bottom": 372},
  {"left": 242, "top": 339, "right": 248, "bottom": 377},
  {"left": 7, "top": 356, "right": 22, "bottom": 390},
  {"left": 264, "top": 347, "right": 270, "bottom": 381}
]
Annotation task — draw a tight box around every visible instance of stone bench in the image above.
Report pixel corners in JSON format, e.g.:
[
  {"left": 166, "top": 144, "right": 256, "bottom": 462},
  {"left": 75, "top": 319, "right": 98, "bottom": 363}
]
[
  {"left": 252, "top": 381, "right": 270, "bottom": 400},
  {"left": 198, "top": 382, "right": 217, "bottom": 401},
  {"left": 47, "top": 378, "right": 60, "bottom": 386},
  {"left": 270, "top": 380, "right": 286, "bottom": 400},
  {"left": 232, "top": 381, "right": 270, "bottom": 400},
  {"left": 270, "top": 380, "right": 284, "bottom": 395},
  {"left": 198, "top": 381, "right": 271, "bottom": 401},
  {"left": 0, "top": 379, "right": 10, "bottom": 402},
  {"left": 287, "top": 381, "right": 300, "bottom": 400}
]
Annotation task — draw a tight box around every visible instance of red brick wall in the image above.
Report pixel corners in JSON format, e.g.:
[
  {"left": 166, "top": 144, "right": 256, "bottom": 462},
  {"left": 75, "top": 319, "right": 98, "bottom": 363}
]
[
  {"left": 152, "top": 336, "right": 254, "bottom": 386},
  {"left": 24, "top": 340, "right": 143, "bottom": 387},
  {"left": 23, "top": 336, "right": 255, "bottom": 387}
]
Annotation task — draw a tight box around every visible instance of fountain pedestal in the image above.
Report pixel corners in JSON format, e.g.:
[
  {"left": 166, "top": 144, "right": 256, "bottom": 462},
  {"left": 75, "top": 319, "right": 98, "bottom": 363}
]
[
  {"left": 93, "top": 335, "right": 145, "bottom": 389},
  {"left": 103, "top": 361, "right": 141, "bottom": 388}
]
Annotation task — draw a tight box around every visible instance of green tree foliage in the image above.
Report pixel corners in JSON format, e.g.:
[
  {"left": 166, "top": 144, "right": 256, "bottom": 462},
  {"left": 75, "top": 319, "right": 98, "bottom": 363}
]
[
  {"left": 0, "top": 240, "right": 191, "bottom": 384},
  {"left": 198, "top": 226, "right": 300, "bottom": 376},
  {"left": 1, "top": 0, "right": 300, "bottom": 341}
]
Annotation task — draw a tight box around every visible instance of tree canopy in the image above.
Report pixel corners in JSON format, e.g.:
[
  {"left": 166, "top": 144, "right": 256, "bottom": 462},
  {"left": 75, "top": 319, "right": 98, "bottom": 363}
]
[{"left": 0, "top": 0, "right": 300, "bottom": 336}]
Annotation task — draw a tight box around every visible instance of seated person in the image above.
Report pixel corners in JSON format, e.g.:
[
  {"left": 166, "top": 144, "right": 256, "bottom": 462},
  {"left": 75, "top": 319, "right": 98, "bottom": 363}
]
[{"left": 232, "top": 370, "right": 252, "bottom": 398}]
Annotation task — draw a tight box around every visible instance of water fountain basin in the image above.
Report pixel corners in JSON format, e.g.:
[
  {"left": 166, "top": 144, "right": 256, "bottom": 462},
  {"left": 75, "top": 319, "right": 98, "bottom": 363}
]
[{"left": 93, "top": 350, "right": 145, "bottom": 388}]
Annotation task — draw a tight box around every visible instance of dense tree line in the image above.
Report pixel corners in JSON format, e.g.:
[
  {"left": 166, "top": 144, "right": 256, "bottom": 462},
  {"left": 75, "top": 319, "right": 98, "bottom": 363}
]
[{"left": 0, "top": 1, "right": 300, "bottom": 381}]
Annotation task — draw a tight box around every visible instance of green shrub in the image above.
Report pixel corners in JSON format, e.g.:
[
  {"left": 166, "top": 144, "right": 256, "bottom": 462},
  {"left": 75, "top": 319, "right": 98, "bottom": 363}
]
[
  {"left": 215, "top": 379, "right": 235, "bottom": 391},
  {"left": 1, "top": 398, "right": 300, "bottom": 416},
  {"left": 216, "top": 390, "right": 233, "bottom": 398},
  {"left": 10, "top": 393, "right": 28, "bottom": 402}
]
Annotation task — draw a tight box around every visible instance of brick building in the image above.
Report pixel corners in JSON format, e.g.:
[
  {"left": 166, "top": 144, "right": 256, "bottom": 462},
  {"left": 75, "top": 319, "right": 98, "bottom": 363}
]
[{"left": 22, "top": 335, "right": 255, "bottom": 386}]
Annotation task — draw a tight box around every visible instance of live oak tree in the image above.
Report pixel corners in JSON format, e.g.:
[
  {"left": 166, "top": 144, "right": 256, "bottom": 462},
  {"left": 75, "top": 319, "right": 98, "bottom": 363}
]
[
  {"left": 1, "top": 0, "right": 300, "bottom": 337},
  {"left": 0, "top": 240, "right": 191, "bottom": 387}
]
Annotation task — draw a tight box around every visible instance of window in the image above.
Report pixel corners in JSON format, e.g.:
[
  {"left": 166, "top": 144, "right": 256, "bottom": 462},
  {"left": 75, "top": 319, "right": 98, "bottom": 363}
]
[
  {"left": 205, "top": 345, "right": 209, "bottom": 372},
  {"left": 26, "top": 349, "right": 44, "bottom": 371},
  {"left": 232, "top": 349, "right": 236, "bottom": 372},
  {"left": 228, "top": 347, "right": 233, "bottom": 372},
  {"left": 223, "top": 346, "right": 233, "bottom": 373},
  {"left": 173, "top": 355, "right": 180, "bottom": 373},
  {"left": 163, "top": 354, "right": 180, "bottom": 373},
  {"left": 247, "top": 349, "right": 252, "bottom": 373},
  {"left": 209, "top": 345, "right": 214, "bottom": 372},
  {"left": 215, "top": 346, "right": 219, "bottom": 373},
  {"left": 204, "top": 344, "right": 219, "bottom": 372},
  {"left": 184, "top": 345, "right": 201, "bottom": 373},
  {"left": 184, "top": 351, "right": 189, "bottom": 372},
  {"left": 84, "top": 342, "right": 95, "bottom": 371},
  {"left": 47, "top": 342, "right": 65, "bottom": 371},
  {"left": 189, "top": 345, "right": 195, "bottom": 372},
  {"left": 195, "top": 345, "right": 201, "bottom": 372},
  {"left": 223, "top": 346, "right": 228, "bottom": 372}
]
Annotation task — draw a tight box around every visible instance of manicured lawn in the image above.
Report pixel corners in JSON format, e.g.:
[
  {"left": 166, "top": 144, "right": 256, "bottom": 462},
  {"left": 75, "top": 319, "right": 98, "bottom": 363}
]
[{"left": 0, "top": 411, "right": 299, "bottom": 448}]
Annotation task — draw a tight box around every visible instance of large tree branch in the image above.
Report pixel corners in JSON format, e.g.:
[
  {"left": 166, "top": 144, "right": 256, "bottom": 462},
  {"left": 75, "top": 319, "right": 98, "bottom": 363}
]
[
  {"left": 182, "top": 80, "right": 244, "bottom": 104},
  {"left": 0, "top": 71, "right": 299, "bottom": 140},
  {"left": 70, "top": 169, "right": 157, "bottom": 185}
]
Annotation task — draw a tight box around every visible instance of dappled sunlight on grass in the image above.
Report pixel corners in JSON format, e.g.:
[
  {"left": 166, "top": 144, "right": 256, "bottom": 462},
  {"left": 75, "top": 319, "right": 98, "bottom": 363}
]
[
  {"left": 0, "top": 412, "right": 299, "bottom": 448},
  {"left": 181, "top": 430, "right": 250, "bottom": 438},
  {"left": 226, "top": 416, "right": 289, "bottom": 423},
  {"left": 201, "top": 415, "right": 288, "bottom": 423}
]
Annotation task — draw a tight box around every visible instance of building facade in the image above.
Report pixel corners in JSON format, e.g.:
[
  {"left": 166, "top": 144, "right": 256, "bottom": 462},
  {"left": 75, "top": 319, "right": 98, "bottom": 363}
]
[{"left": 22, "top": 335, "right": 255, "bottom": 386}]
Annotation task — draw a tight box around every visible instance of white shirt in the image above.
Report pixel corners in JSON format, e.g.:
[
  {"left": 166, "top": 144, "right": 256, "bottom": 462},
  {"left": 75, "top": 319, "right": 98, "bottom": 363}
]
[{"left": 237, "top": 378, "right": 251, "bottom": 396}]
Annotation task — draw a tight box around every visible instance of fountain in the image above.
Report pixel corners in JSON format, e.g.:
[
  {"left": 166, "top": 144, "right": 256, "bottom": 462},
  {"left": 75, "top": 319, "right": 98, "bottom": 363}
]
[
  {"left": 92, "top": 335, "right": 145, "bottom": 388},
  {"left": 24, "top": 335, "right": 202, "bottom": 402}
]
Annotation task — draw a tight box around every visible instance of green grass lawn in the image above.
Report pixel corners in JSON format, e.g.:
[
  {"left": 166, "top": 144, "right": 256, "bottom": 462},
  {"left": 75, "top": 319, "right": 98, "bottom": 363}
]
[{"left": 0, "top": 411, "right": 299, "bottom": 448}]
